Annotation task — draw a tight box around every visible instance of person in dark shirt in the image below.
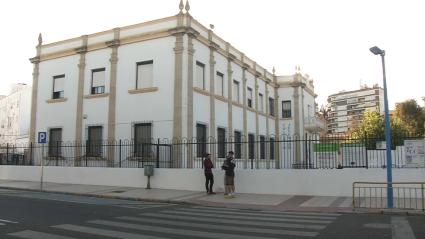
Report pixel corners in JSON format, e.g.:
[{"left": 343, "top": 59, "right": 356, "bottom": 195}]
[
  {"left": 222, "top": 151, "right": 235, "bottom": 198},
  {"left": 203, "top": 153, "right": 215, "bottom": 194}
]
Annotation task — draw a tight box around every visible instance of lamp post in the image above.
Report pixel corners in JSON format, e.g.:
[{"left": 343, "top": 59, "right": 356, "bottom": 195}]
[{"left": 370, "top": 46, "right": 393, "bottom": 208}]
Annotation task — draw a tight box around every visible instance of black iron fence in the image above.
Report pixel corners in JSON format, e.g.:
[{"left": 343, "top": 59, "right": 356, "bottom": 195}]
[{"left": 1, "top": 134, "right": 424, "bottom": 169}]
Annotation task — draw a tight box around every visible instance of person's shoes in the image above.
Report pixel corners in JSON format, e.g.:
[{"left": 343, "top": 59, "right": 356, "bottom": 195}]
[{"left": 224, "top": 194, "right": 231, "bottom": 199}]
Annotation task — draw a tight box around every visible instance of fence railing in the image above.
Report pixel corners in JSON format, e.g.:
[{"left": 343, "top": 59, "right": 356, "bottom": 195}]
[
  {"left": 353, "top": 182, "right": 425, "bottom": 211},
  {"left": 1, "top": 134, "right": 424, "bottom": 169}
]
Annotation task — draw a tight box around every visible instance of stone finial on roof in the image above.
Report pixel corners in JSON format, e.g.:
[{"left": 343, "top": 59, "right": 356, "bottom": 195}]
[
  {"left": 38, "top": 33, "right": 43, "bottom": 46},
  {"left": 272, "top": 66, "right": 276, "bottom": 75},
  {"left": 185, "top": 0, "right": 190, "bottom": 12},
  {"left": 179, "top": 0, "right": 184, "bottom": 12}
]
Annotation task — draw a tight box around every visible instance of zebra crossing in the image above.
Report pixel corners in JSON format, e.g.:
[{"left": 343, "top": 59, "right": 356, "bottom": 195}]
[{"left": 7, "top": 205, "right": 340, "bottom": 239}]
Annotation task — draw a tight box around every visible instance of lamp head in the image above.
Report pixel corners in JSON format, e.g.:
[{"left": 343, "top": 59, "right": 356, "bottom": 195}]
[{"left": 370, "top": 46, "right": 385, "bottom": 56}]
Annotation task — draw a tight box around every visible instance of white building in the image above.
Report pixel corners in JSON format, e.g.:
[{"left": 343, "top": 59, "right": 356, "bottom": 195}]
[
  {"left": 327, "top": 85, "right": 384, "bottom": 134},
  {"left": 277, "top": 70, "right": 324, "bottom": 137},
  {"left": 29, "top": 1, "right": 321, "bottom": 168},
  {"left": 0, "top": 83, "right": 32, "bottom": 145}
]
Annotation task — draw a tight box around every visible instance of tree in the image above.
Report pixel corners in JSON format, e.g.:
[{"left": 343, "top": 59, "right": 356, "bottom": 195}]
[
  {"left": 394, "top": 99, "right": 425, "bottom": 136},
  {"left": 351, "top": 111, "right": 409, "bottom": 149}
]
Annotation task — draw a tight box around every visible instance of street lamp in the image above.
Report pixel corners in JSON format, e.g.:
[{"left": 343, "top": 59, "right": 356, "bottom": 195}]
[{"left": 370, "top": 46, "right": 393, "bottom": 208}]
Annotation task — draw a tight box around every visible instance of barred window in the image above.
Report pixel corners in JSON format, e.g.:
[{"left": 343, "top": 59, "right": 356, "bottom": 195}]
[
  {"left": 134, "top": 123, "right": 152, "bottom": 157},
  {"left": 87, "top": 126, "right": 102, "bottom": 157},
  {"left": 217, "top": 127, "right": 226, "bottom": 158},
  {"left": 48, "top": 128, "right": 62, "bottom": 157},
  {"left": 196, "top": 124, "right": 207, "bottom": 157}
]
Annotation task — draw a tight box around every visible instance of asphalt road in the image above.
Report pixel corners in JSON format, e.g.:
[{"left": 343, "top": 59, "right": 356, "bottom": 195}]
[{"left": 0, "top": 188, "right": 424, "bottom": 239}]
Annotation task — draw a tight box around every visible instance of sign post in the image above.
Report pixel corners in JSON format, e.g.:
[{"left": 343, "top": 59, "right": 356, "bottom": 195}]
[{"left": 38, "top": 132, "right": 47, "bottom": 191}]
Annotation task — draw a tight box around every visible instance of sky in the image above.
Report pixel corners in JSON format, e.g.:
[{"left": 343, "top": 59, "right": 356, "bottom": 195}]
[{"left": 0, "top": 0, "right": 424, "bottom": 109}]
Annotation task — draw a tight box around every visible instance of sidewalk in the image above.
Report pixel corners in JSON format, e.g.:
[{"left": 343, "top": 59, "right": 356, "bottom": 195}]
[{"left": 0, "top": 179, "right": 355, "bottom": 213}]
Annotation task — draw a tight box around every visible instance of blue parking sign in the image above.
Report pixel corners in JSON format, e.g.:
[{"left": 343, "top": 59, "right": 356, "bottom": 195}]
[{"left": 38, "top": 132, "right": 47, "bottom": 144}]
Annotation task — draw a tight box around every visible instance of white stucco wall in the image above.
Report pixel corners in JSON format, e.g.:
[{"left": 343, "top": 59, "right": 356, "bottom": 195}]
[
  {"left": 1, "top": 166, "right": 424, "bottom": 197},
  {"left": 37, "top": 56, "right": 80, "bottom": 142},
  {"left": 115, "top": 37, "right": 175, "bottom": 140}
]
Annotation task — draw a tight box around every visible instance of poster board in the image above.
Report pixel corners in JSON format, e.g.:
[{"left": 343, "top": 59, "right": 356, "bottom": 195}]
[{"left": 404, "top": 140, "right": 425, "bottom": 167}]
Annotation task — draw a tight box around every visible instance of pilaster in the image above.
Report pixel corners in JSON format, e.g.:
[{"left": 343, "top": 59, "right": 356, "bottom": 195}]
[
  {"left": 29, "top": 34, "right": 42, "bottom": 144},
  {"left": 208, "top": 30, "right": 217, "bottom": 156},
  {"left": 107, "top": 28, "right": 120, "bottom": 165},
  {"left": 241, "top": 55, "right": 248, "bottom": 169},
  {"left": 75, "top": 35, "right": 88, "bottom": 164},
  {"left": 273, "top": 70, "right": 280, "bottom": 169},
  {"left": 186, "top": 23, "right": 196, "bottom": 168},
  {"left": 254, "top": 64, "right": 260, "bottom": 169},
  {"left": 226, "top": 43, "right": 234, "bottom": 148}
]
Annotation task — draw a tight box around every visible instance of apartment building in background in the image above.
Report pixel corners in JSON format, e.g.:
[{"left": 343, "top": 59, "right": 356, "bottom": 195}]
[
  {"left": 326, "top": 84, "right": 384, "bottom": 135},
  {"left": 29, "top": 1, "right": 321, "bottom": 167},
  {"left": 0, "top": 83, "right": 32, "bottom": 145}
]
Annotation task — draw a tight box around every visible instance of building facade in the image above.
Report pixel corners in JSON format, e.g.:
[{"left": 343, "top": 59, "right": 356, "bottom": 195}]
[
  {"left": 0, "top": 83, "right": 32, "bottom": 145},
  {"left": 29, "top": 2, "right": 320, "bottom": 167},
  {"left": 326, "top": 85, "right": 384, "bottom": 134}
]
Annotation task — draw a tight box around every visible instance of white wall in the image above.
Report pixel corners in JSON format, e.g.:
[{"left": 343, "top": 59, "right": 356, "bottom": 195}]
[
  {"left": 115, "top": 37, "right": 175, "bottom": 140},
  {"left": 37, "top": 56, "right": 80, "bottom": 142},
  {"left": 2, "top": 166, "right": 423, "bottom": 197}
]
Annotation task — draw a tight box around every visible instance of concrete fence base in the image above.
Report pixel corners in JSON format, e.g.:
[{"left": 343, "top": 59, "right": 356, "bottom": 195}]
[{"left": 0, "top": 166, "right": 424, "bottom": 197}]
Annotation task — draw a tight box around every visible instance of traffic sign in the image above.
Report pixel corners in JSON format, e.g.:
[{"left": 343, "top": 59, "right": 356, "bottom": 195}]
[{"left": 38, "top": 132, "right": 47, "bottom": 144}]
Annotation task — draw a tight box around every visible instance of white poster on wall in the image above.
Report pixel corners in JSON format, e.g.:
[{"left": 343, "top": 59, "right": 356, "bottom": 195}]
[{"left": 404, "top": 140, "right": 425, "bottom": 167}]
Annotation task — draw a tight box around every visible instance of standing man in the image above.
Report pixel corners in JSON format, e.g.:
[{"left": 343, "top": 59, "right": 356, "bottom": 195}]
[
  {"left": 222, "top": 151, "right": 236, "bottom": 198},
  {"left": 203, "top": 153, "right": 216, "bottom": 194}
]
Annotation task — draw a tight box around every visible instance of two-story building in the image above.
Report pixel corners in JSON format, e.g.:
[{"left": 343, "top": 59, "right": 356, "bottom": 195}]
[{"left": 29, "top": 1, "right": 321, "bottom": 168}]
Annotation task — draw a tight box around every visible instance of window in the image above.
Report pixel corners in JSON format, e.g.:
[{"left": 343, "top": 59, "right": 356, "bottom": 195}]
[
  {"left": 217, "top": 128, "right": 226, "bottom": 158},
  {"left": 136, "top": 60, "right": 153, "bottom": 89},
  {"left": 259, "top": 93, "right": 264, "bottom": 112},
  {"left": 52, "top": 75, "right": 65, "bottom": 99},
  {"left": 216, "top": 72, "right": 224, "bottom": 96},
  {"left": 48, "top": 128, "right": 62, "bottom": 157},
  {"left": 282, "top": 100, "right": 292, "bottom": 118},
  {"left": 196, "top": 124, "right": 207, "bottom": 157},
  {"left": 269, "top": 97, "right": 274, "bottom": 116},
  {"left": 87, "top": 126, "right": 102, "bottom": 157},
  {"left": 134, "top": 123, "right": 152, "bottom": 157},
  {"left": 234, "top": 131, "right": 242, "bottom": 159},
  {"left": 247, "top": 87, "right": 253, "bottom": 108},
  {"left": 269, "top": 137, "right": 275, "bottom": 159},
  {"left": 233, "top": 80, "right": 240, "bottom": 102},
  {"left": 196, "top": 61, "right": 205, "bottom": 89},
  {"left": 260, "top": 135, "right": 265, "bottom": 159},
  {"left": 91, "top": 68, "right": 105, "bottom": 94},
  {"left": 248, "top": 134, "right": 255, "bottom": 160}
]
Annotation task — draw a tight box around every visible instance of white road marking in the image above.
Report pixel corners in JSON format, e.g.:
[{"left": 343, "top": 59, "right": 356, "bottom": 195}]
[
  {"left": 116, "top": 216, "right": 319, "bottom": 237},
  {"left": 0, "top": 218, "right": 18, "bottom": 223},
  {"left": 53, "top": 224, "right": 167, "bottom": 239},
  {"left": 89, "top": 219, "right": 289, "bottom": 239},
  {"left": 391, "top": 216, "right": 416, "bottom": 239},
  {"left": 158, "top": 210, "right": 333, "bottom": 224},
  {"left": 137, "top": 213, "right": 327, "bottom": 230},
  {"left": 192, "top": 206, "right": 341, "bottom": 217},
  {"left": 8, "top": 230, "right": 77, "bottom": 239},
  {"left": 177, "top": 207, "right": 338, "bottom": 220}
]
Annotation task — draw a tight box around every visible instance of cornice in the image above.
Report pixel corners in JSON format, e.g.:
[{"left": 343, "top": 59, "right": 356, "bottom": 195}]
[
  {"left": 29, "top": 56, "right": 40, "bottom": 64},
  {"left": 106, "top": 39, "right": 120, "bottom": 48}
]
